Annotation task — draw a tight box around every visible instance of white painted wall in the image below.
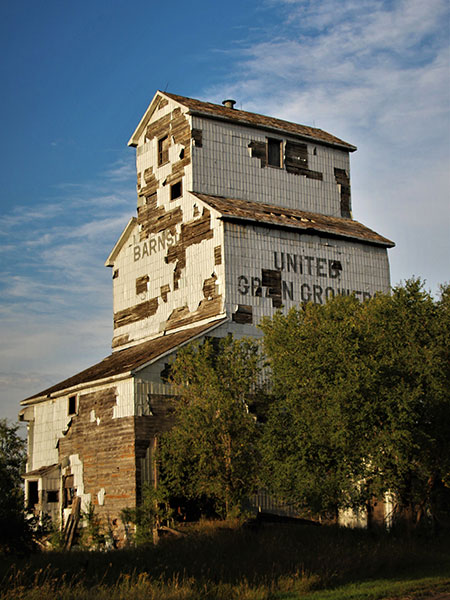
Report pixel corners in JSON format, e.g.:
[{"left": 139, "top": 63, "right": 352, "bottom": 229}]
[
  {"left": 191, "top": 115, "right": 351, "bottom": 217},
  {"left": 223, "top": 221, "right": 391, "bottom": 332},
  {"left": 26, "top": 378, "right": 134, "bottom": 471}
]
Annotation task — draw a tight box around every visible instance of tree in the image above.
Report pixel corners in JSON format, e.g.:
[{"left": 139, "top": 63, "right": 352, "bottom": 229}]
[
  {"left": 160, "top": 335, "right": 263, "bottom": 518},
  {"left": 0, "top": 419, "right": 33, "bottom": 553},
  {"left": 259, "top": 279, "right": 450, "bottom": 524}
]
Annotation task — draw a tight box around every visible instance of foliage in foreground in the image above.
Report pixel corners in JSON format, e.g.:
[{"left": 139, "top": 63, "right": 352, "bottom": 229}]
[
  {"left": 1, "top": 522, "right": 450, "bottom": 599},
  {"left": 160, "top": 335, "right": 264, "bottom": 518},
  {"left": 0, "top": 419, "right": 36, "bottom": 554},
  {"left": 259, "top": 279, "right": 450, "bottom": 522},
  {"left": 121, "top": 484, "right": 173, "bottom": 546}
]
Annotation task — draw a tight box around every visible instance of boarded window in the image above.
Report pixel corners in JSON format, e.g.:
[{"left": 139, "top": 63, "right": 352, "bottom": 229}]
[
  {"left": 285, "top": 141, "right": 308, "bottom": 174},
  {"left": 136, "top": 275, "right": 149, "bottom": 295},
  {"left": 262, "top": 269, "right": 282, "bottom": 308},
  {"left": 214, "top": 245, "right": 222, "bottom": 265},
  {"left": 170, "top": 180, "right": 182, "bottom": 200},
  {"left": 68, "top": 395, "right": 77, "bottom": 416},
  {"left": 158, "top": 135, "right": 169, "bottom": 166},
  {"left": 232, "top": 305, "right": 253, "bottom": 324},
  {"left": 267, "top": 138, "right": 282, "bottom": 167}
]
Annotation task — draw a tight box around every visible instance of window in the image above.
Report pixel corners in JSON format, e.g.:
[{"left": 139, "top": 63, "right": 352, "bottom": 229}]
[
  {"left": 267, "top": 138, "right": 283, "bottom": 168},
  {"left": 27, "top": 481, "right": 39, "bottom": 508},
  {"left": 158, "top": 135, "right": 169, "bottom": 166},
  {"left": 64, "top": 475, "right": 74, "bottom": 507},
  {"left": 47, "top": 490, "right": 59, "bottom": 503},
  {"left": 136, "top": 275, "right": 149, "bottom": 295},
  {"left": 170, "top": 180, "right": 182, "bottom": 200},
  {"left": 68, "top": 395, "right": 77, "bottom": 416}
]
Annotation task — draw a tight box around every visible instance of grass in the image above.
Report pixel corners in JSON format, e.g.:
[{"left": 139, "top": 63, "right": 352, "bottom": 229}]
[{"left": 1, "top": 521, "right": 450, "bottom": 599}]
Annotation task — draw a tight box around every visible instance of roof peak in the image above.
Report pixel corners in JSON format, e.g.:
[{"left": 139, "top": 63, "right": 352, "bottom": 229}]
[{"left": 129, "top": 91, "right": 356, "bottom": 151}]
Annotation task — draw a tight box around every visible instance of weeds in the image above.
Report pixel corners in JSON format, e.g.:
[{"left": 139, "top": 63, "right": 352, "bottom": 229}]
[{"left": 1, "top": 522, "right": 449, "bottom": 599}]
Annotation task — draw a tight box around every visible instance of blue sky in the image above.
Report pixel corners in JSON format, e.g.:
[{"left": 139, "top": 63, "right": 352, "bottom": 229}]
[{"left": 1, "top": 0, "right": 449, "bottom": 423}]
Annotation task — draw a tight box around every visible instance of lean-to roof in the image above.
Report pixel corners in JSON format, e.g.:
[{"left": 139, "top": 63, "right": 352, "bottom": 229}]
[
  {"left": 193, "top": 193, "right": 395, "bottom": 248},
  {"left": 23, "top": 320, "right": 226, "bottom": 403}
]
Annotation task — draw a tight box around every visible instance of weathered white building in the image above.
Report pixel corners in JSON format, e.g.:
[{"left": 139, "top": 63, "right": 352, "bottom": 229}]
[{"left": 20, "top": 91, "right": 394, "bottom": 532}]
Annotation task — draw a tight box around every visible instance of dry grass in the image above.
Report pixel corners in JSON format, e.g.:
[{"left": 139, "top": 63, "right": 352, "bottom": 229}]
[{"left": 1, "top": 521, "right": 449, "bottom": 599}]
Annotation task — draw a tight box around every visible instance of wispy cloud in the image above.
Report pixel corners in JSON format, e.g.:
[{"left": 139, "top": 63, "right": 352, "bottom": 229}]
[
  {"left": 204, "top": 0, "right": 449, "bottom": 295},
  {"left": 104, "top": 156, "right": 136, "bottom": 182},
  {"left": 0, "top": 153, "right": 135, "bottom": 420}
]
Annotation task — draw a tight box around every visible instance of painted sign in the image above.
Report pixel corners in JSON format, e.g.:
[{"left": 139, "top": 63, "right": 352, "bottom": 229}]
[
  {"left": 133, "top": 229, "right": 178, "bottom": 262},
  {"left": 237, "top": 251, "right": 373, "bottom": 305}
]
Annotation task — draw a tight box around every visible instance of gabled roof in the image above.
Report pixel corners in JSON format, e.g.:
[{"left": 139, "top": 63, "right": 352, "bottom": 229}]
[
  {"left": 193, "top": 193, "right": 395, "bottom": 248},
  {"left": 105, "top": 217, "right": 136, "bottom": 267},
  {"left": 22, "top": 320, "right": 227, "bottom": 403},
  {"left": 129, "top": 91, "right": 356, "bottom": 151}
]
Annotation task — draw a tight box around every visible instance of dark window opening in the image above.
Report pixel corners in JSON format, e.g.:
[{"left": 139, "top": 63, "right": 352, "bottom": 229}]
[
  {"left": 112, "top": 269, "right": 119, "bottom": 279},
  {"left": 68, "top": 395, "right": 77, "bottom": 416},
  {"left": 27, "top": 481, "right": 39, "bottom": 508},
  {"left": 331, "top": 260, "right": 342, "bottom": 271},
  {"left": 64, "top": 475, "right": 74, "bottom": 508},
  {"left": 158, "top": 135, "right": 169, "bottom": 166},
  {"left": 170, "top": 181, "right": 182, "bottom": 200},
  {"left": 267, "top": 138, "right": 282, "bottom": 168},
  {"left": 47, "top": 490, "right": 59, "bottom": 503},
  {"left": 160, "top": 363, "right": 172, "bottom": 383}
]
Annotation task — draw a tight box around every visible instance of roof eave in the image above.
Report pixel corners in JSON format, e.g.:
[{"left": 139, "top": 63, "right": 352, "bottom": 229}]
[
  {"left": 188, "top": 109, "right": 357, "bottom": 152},
  {"left": 105, "top": 217, "right": 137, "bottom": 267},
  {"left": 21, "top": 371, "right": 132, "bottom": 406},
  {"left": 220, "top": 215, "right": 395, "bottom": 248},
  {"left": 131, "top": 316, "right": 228, "bottom": 375},
  {"left": 128, "top": 91, "right": 178, "bottom": 147}
]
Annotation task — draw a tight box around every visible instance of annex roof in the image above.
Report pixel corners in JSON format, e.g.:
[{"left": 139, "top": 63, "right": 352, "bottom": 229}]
[
  {"left": 129, "top": 91, "right": 356, "bottom": 152},
  {"left": 23, "top": 464, "right": 59, "bottom": 478},
  {"left": 22, "top": 320, "right": 227, "bottom": 403},
  {"left": 193, "top": 193, "right": 395, "bottom": 248}
]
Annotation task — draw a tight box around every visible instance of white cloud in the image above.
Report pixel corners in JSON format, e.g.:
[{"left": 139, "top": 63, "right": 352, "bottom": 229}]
[
  {"left": 204, "top": 0, "right": 449, "bottom": 296},
  {"left": 104, "top": 156, "right": 136, "bottom": 182},
  {"left": 0, "top": 154, "right": 136, "bottom": 421}
]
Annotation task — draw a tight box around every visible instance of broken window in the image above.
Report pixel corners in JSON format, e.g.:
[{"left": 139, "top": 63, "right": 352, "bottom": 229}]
[
  {"left": 170, "top": 180, "right": 182, "bottom": 200},
  {"left": 334, "top": 168, "right": 351, "bottom": 218},
  {"left": 158, "top": 135, "right": 169, "bottom": 166},
  {"left": 64, "top": 475, "right": 74, "bottom": 508},
  {"left": 68, "top": 395, "right": 77, "bottom": 416},
  {"left": 47, "top": 490, "right": 59, "bottom": 503},
  {"left": 267, "top": 138, "right": 283, "bottom": 168},
  {"left": 27, "top": 481, "right": 39, "bottom": 509}
]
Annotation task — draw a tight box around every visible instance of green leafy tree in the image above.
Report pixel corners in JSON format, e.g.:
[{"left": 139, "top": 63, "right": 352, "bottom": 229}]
[
  {"left": 121, "top": 483, "right": 173, "bottom": 545},
  {"left": 0, "top": 419, "right": 33, "bottom": 553},
  {"left": 259, "top": 279, "right": 450, "bottom": 524},
  {"left": 160, "top": 335, "right": 263, "bottom": 518}
]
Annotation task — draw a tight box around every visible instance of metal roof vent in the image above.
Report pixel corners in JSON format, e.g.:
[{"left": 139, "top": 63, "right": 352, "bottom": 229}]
[{"left": 222, "top": 99, "right": 236, "bottom": 109}]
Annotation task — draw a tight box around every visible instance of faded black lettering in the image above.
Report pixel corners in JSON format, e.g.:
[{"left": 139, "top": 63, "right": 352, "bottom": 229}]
[
  {"left": 238, "top": 275, "right": 249, "bottom": 295},
  {"left": 313, "top": 284, "right": 323, "bottom": 304},
  {"left": 282, "top": 280, "right": 293, "bottom": 301}
]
